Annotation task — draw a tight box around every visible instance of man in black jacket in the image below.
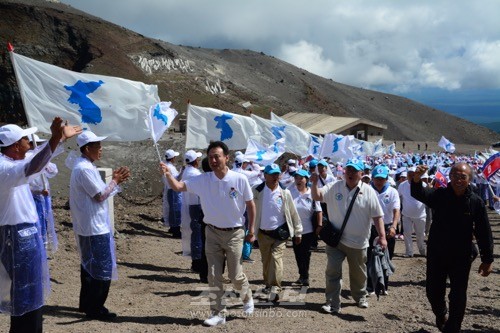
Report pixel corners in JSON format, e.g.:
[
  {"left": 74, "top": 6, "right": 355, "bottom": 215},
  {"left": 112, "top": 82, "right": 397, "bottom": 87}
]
[{"left": 411, "top": 163, "right": 494, "bottom": 333}]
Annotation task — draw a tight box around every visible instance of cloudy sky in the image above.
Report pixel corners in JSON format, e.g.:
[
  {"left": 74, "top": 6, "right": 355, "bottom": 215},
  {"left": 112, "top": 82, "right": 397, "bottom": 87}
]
[{"left": 60, "top": 0, "right": 500, "bottom": 124}]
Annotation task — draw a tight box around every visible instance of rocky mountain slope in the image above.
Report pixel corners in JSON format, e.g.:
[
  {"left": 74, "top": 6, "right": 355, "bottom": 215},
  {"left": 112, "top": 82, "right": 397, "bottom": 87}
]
[{"left": 1, "top": 0, "right": 498, "bottom": 144}]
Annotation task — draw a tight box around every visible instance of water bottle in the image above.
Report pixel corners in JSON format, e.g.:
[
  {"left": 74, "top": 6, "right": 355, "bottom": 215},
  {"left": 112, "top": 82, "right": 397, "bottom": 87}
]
[{"left": 494, "top": 201, "right": 500, "bottom": 215}]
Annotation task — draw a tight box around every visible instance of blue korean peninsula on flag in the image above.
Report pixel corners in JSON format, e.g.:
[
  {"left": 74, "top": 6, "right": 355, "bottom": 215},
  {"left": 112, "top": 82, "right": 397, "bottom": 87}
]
[{"left": 10, "top": 51, "right": 160, "bottom": 141}]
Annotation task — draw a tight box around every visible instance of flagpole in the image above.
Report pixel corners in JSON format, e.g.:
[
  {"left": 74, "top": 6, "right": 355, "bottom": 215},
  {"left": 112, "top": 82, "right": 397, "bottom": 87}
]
[
  {"left": 8, "top": 43, "right": 35, "bottom": 129},
  {"left": 185, "top": 100, "right": 190, "bottom": 150},
  {"left": 153, "top": 143, "right": 163, "bottom": 163}
]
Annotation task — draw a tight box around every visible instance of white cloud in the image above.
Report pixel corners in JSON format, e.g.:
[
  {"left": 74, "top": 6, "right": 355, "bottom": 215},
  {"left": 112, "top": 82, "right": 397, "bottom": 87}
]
[
  {"left": 278, "top": 41, "right": 335, "bottom": 78},
  {"left": 60, "top": 0, "right": 500, "bottom": 92}
]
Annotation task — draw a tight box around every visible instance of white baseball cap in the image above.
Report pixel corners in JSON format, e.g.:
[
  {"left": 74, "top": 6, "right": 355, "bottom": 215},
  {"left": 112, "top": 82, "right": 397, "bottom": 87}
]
[
  {"left": 185, "top": 150, "right": 202, "bottom": 163},
  {"left": 77, "top": 131, "right": 107, "bottom": 147},
  {"left": 235, "top": 155, "right": 249, "bottom": 164},
  {"left": 165, "top": 149, "right": 180, "bottom": 159},
  {"left": 0, "top": 124, "right": 37, "bottom": 147},
  {"left": 28, "top": 134, "right": 46, "bottom": 143},
  {"left": 287, "top": 159, "right": 297, "bottom": 165}
]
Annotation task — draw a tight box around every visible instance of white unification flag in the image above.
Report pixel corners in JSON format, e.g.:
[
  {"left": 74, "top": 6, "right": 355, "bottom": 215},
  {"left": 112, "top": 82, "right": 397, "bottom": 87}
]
[
  {"left": 385, "top": 142, "right": 396, "bottom": 156},
  {"left": 251, "top": 114, "right": 310, "bottom": 156},
  {"left": 372, "top": 139, "right": 385, "bottom": 157},
  {"left": 320, "top": 134, "right": 355, "bottom": 161},
  {"left": 10, "top": 51, "right": 160, "bottom": 141},
  {"left": 268, "top": 112, "right": 311, "bottom": 157},
  {"left": 349, "top": 138, "right": 375, "bottom": 158},
  {"left": 186, "top": 104, "right": 259, "bottom": 150},
  {"left": 308, "top": 135, "right": 322, "bottom": 158},
  {"left": 438, "top": 136, "right": 456, "bottom": 153},
  {"left": 244, "top": 138, "right": 285, "bottom": 166},
  {"left": 147, "top": 102, "right": 178, "bottom": 143}
]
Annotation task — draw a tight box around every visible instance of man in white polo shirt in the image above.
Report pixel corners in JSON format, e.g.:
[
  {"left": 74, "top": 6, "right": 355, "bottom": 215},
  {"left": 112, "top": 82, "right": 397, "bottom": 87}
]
[
  {"left": 0, "top": 118, "right": 81, "bottom": 333},
  {"left": 253, "top": 163, "right": 302, "bottom": 301},
  {"left": 69, "top": 130, "right": 130, "bottom": 320},
  {"left": 161, "top": 141, "right": 256, "bottom": 327},
  {"left": 398, "top": 166, "right": 427, "bottom": 257},
  {"left": 311, "top": 158, "right": 387, "bottom": 314}
]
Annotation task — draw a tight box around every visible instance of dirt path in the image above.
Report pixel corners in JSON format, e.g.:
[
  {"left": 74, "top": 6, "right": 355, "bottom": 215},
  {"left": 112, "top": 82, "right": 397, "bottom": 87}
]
[{"left": 1, "top": 196, "right": 498, "bottom": 333}]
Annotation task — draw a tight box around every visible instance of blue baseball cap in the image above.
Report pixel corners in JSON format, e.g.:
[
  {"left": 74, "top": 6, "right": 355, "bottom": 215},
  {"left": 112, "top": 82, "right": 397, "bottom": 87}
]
[
  {"left": 372, "top": 165, "right": 389, "bottom": 178},
  {"left": 309, "top": 159, "right": 318, "bottom": 168},
  {"left": 294, "top": 169, "right": 310, "bottom": 178},
  {"left": 264, "top": 163, "right": 281, "bottom": 174},
  {"left": 345, "top": 158, "right": 364, "bottom": 171},
  {"left": 317, "top": 159, "right": 328, "bottom": 167}
]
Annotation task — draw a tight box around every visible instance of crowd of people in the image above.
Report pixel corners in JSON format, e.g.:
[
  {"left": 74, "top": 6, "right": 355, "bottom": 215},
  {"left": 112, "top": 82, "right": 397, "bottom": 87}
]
[
  {"left": 160, "top": 144, "right": 496, "bottom": 331},
  {"left": 0, "top": 117, "right": 496, "bottom": 332}
]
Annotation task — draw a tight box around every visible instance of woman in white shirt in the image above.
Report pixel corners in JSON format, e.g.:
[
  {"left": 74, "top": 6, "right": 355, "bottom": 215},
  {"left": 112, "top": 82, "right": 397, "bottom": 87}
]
[{"left": 289, "top": 169, "right": 323, "bottom": 286}]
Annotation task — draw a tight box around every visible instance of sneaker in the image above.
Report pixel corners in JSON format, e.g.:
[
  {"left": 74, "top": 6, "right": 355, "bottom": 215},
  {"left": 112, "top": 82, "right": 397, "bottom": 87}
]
[
  {"left": 243, "top": 258, "right": 255, "bottom": 264},
  {"left": 358, "top": 299, "right": 369, "bottom": 308},
  {"left": 243, "top": 298, "right": 254, "bottom": 316},
  {"left": 382, "top": 290, "right": 389, "bottom": 296},
  {"left": 203, "top": 314, "right": 226, "bottom": 326},
  {"left": 366, "top": 291, "right": 375, "bottom": 297},
  {"left": 321, "top": 303, "right": 341, "bottom": 314},
  {"left": 321, "top": 304, "right": 332, "bottom": 313}
]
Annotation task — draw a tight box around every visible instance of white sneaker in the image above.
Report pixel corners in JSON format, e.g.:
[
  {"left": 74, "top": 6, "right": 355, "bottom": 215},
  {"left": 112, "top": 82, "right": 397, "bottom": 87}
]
[
  {"left": 366, "top": 291, "right": 375, "bottom": 297},
  {"left": 358, "top": 299, "right": 369, "bottom": 308},
  {"left": 321, "top": 304, "right": 341, "bottom": 314},
  {"left": 382, "top": 290, "right": 389, "bottom": 296},
  {"left": 243, "top": 298, "right": 254, "bottom": 316},
  {"left": 203, "top": 314, "right": 226, "bottom": 326}
]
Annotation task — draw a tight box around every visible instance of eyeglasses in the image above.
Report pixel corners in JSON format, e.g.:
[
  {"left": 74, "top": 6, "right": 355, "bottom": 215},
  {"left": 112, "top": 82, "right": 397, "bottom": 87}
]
[{"left": 450, "top": 173, "right": 468, "bottom": 181}]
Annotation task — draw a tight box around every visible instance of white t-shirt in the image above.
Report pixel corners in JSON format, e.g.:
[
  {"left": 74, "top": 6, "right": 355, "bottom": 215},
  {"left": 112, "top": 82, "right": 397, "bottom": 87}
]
[
  {"left": 162, "top": 161, "right": 179, "bottom": 191},
  {"left": 181, "top": 165, "right": 201, "bottom": 206},
  {"left": 0, "top": 154, "right": 39, "bottom": 225},
  {"left": 290, "top": 187, "right": 322, "bottom": 234},
  {"left": 318, "top": 173, "right": 335, "bottom": 188},
  {"left": 321, "top": 180, "right": 383, "bottom": 249},
  {"left": 70, "top": 157, "right": 113, "bottom": 236},
  {"left": 398, "top": 180, "right": 427, "bottom": 219},
  {"left": 373, "top": 185, "right": 400, "bottom": 225},
  {"left": 260, "top": 185, "right": 285, "bottom": 230},
  {"left": 184, "top": 170, "right": 253, "bottom": 228}
]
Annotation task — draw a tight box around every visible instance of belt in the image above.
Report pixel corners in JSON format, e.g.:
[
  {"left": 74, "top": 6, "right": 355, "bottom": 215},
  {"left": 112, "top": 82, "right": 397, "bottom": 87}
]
[
  {"left": 259, "top": 228, "right": 275, "bottom": 236},
  {"left": 208, "top": 224, "right": 243, "bottom": 231}
]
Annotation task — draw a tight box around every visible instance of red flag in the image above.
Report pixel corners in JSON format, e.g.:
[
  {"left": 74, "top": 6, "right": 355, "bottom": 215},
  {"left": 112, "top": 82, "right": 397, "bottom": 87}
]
[
  {"left": 7, "top": 42, "right": 14, "bottom": 52},
  {"left": 434, "top": 170, "right": 447, "bottom": 188},
  {"left": 482, "top": 153, "right": 500, "bottom": 180}
]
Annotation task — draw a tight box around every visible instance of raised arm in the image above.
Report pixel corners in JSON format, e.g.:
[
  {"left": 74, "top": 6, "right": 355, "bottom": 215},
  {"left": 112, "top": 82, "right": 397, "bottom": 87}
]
[{"left": 161, "top": 162, "right": 187, "bottom": 192}]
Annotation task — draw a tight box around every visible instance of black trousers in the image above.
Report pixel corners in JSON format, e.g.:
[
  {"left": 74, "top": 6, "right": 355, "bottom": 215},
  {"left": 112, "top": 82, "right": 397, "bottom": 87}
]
[
  {"left": 79, "top": 265, "right": 111, "bottom": 315},
  {"left": 292, "top": 232, "right": 315, "bottom": 279},
  {"left": 10, "top": 307, "right": 43, "bottom": 333},
  {"left": 426, "top": 252, "right": 471, "bottom": 333}
]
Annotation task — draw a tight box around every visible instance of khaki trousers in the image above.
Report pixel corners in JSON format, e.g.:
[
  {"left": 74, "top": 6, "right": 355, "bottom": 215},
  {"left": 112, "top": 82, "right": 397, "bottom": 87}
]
[
  {"left": 205, "top": 225, "right": 252, "bottom": 314},
  {"left": 257, "top": 232, "right": 287, "bottom": 293}
]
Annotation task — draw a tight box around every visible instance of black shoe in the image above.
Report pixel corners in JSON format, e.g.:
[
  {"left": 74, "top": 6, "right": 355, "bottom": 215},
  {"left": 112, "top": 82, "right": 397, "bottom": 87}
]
[
  {"left": 436, "top": 314, "right": 448, "bottom": 332},
  {"left": 199, "top": 276, "right": 208, "bottom": 283},
  {"left": 191, "top": 259, "right": 202, "bottom": 273},
  {"left": 86, "top": 307, "right": 117, "bottom": 321}
]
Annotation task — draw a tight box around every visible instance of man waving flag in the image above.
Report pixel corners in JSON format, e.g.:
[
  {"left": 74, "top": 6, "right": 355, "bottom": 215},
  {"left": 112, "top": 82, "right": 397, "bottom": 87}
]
[{"left": 10, "top": 50, "right": 160, "bottom": 141}]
